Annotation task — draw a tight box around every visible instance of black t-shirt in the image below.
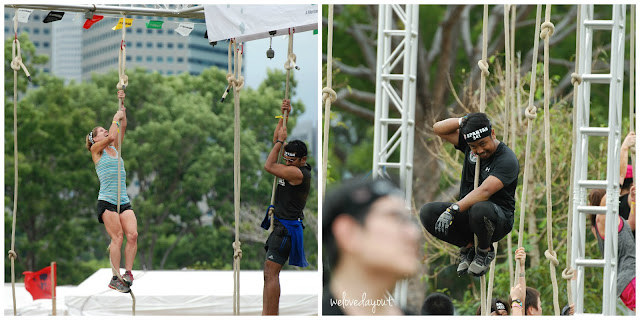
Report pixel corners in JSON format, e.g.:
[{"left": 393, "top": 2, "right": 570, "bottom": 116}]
[
  {"left": 274, "top": 163, "right": 312, "bottom": 220},
  {"left": 455, "top": 130, "right": 520, "bottom": 213}
]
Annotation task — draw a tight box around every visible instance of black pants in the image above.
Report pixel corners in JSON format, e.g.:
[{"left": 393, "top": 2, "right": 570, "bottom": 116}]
[{"left": 419, "top": 201, "right": 513, "bottom": 249}]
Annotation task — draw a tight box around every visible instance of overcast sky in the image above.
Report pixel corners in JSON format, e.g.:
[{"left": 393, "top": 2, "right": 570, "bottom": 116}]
[{"left": 244, "top": 31, "right": 318, "bottom": 123}]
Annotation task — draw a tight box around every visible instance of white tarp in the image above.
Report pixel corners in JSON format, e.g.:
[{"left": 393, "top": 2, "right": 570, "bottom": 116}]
[
  {"left": 203, "top": 5, "right": 318, "bottom": 43},
  {"left": 4, "top": 283, "right": 74, "bottom": 316},
  {"left": 63, "top": 268, "right": 318, "bottom": 316}
]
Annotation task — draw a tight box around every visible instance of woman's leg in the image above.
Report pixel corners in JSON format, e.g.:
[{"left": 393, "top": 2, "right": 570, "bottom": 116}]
[
  {"left": 102, "top": 210, "right": 124, "bottom": 270},
  {"left": 120, "top": 210, "right": 138, "bottom": 271}
]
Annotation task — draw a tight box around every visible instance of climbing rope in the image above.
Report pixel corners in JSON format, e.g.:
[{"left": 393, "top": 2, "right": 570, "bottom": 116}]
[
  {"left": 503, "top": 5, "right": 511, "bottom": 145},
  {"left": 322, "top": 5, "right": 337, "bottom": 199},
  {"left": 631, "top": 5, "right": 636, "bottom": 170},
  {"left": 9, "top": 11, "right": 31, "bottom": 316},
  {"left": 562, "top": 4, "right": 581, "bottom": 310},
  {"left": 474, "top": 5, "right": 492, "bottom": 316},
  {"left": 503, "top": 5, "right": 515, "bottom": 289},
  {"left": 268, "top": 28, "right": 298, "bottom": 231},
  {"left": 540, "top": 5, "right": 561, "bottom": 315},
  {"left": 112, "top": 16, "right": 135, "bottom": 315},
  {"left": 515, "top": 5, "right": 542, "bottom": 290},
  {"left": 230, "top": 39, "right": 244, "bottom": 316}
]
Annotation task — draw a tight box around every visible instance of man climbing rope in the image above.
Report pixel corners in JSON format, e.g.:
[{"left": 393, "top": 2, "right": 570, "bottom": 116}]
[
  {"left": 419, "top": 112, "right": 519, "bottom": 277},
  {"left": 261, "top": 99, "right": 311, "bottom": 315}
]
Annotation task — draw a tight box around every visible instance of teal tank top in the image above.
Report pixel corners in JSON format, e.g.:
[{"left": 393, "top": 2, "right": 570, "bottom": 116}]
[{"left": 95, "top": 146, "right": 130, "bottom": 205}]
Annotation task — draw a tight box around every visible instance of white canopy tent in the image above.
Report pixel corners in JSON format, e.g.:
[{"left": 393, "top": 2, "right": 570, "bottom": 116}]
[
  {"left": 5, "top": 269, "right": 318, "bottom": 316},
  {"left": 203, "top": 4, "right": 318, "bottom": 43}
]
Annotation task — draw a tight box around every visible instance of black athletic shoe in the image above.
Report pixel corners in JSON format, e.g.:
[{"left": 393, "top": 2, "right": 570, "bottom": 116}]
[
  {"left": 468, "top": 247, "right": 496, "bottom": 277},
  {"left": 456, "top": 246, "right": 475, "bottom": 276}
]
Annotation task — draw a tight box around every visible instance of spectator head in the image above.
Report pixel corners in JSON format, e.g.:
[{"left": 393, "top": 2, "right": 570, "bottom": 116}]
[
  {"left": 475, "top": 298, "right": 510, "bottom": 316},
  {"left": 422, "top": 292, "right": 454, "bottom": 315},
  {"left": 525, "top": 287, "right": 542, "bottom": 315},
  {"left": 323, "top": 178, "right": 421, "bottom": 279}
]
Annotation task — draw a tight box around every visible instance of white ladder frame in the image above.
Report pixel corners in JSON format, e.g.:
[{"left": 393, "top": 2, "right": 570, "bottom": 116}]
[
  {"left": 570, "top": 4, "right": 626, "bottom": 315},
  {"left": 372, "top": 4, "right": 419, "bottom": 308}
]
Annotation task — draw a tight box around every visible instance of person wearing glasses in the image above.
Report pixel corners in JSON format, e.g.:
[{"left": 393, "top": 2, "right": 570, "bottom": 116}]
[
  {"left": 262, "top": 99, "right": 312, "bottom": 315},
  {"left": 322, "top": 178, "right": 421, "bottom": 315}
]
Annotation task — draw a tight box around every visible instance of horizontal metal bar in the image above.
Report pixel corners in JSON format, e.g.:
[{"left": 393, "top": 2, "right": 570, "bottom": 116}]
[
  {"left": 378, "top": 162, "right": 401, "bottom": 169},
  {"left": 380, "top": 118, "right": 403, "bottom": 125},
  {"left": 576, "top": 205, "right": 607, "bottom": 215},
  {"left": 383, "top": 30, "right": 418, "bottom": 37},
  {"left": 4, "top": 4, "right": 205, "bottom": 19},
  {"left": 381, "top": 74, "right": 407, "bottom": 81},
  {"left": 579, "top": 127, "right": 610, "bottom": 136},
  {"left": 575, "top": 258, "right": 605, "bottom": 267},
  {"left": 583, "top": 19, "right": 614, "bottom": 30},
  {"left": 581, "top": 73, "right": 612, "bottom": 83},
  {"left": 578, "top": 180, "right": 608, "bottom": 189}
]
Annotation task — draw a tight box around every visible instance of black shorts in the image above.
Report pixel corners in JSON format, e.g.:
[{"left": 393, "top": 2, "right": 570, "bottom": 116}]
[
  {"left": 97, "top": 200, "right": 132, "bottom": 224},
  {"left": 264, "top": 220, "right": 292, "bottom": 265}
]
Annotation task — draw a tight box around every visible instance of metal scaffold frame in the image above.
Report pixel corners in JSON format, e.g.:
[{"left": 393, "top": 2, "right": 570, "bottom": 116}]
[
  {"left": 570, "top": 4, "right": 626, "bottom": 315},
  {"left": 4, "top": 4, "right": 205, "bottom": 19},
  {"left": 372, "top": 4, "right": 419, "bottom": 308}
]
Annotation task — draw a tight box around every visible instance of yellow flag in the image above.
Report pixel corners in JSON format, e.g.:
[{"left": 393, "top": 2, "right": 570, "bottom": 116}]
[{"left": 112, "top": 18, "right": 133, "bottom": 30}]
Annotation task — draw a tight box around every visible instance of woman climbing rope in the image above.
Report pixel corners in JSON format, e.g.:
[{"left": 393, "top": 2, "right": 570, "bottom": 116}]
[{"left": 85, "top": 90, "right": 138, "bottom": 293}]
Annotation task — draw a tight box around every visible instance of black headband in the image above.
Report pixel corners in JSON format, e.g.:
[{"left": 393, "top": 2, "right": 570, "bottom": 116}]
[{"left": 463, "top": 125, "right": 491, "bottom": 143}]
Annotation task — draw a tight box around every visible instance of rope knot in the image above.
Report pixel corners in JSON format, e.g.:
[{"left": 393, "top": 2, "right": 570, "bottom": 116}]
[
  {"left": 561, "top": 267, "right": 576, "bottom": 280},
  {"left": 571, "top": 73, "right": 582, "bottom": 86},
  {"left": 226, "top": 73, "right": 235, "bottom": 85},
  {"left": 322, "top": 87, "right": 337, "bottom": 103},
  {"left": 10, "top": 56, "right": 22, "bottom": 71},
  {"left": 477, "top": 60, "right": 490, "bottom": 77},
  {"left": 8, "top": 250, "right": 17, "bottom": 259},
  {"left": 117, "top": 74, "right": 129, "bottom": 90},
  {"left": 540, "top": 21, "right": 555, "bottom": 40},
  {"left": 234, "top": 75, "right": 245, "bottom": 92},
  {"left": 525, "top": 104, "right": 537, "bottom": 120},
  {"left": 232, "top": 241, "right": 243, "bottom": 259},
  {"left": 544, "top": 249, "right": 559, "bottom": 266},
  {"left": 284, "top": 53, "right": 299, "bottom": 71}
]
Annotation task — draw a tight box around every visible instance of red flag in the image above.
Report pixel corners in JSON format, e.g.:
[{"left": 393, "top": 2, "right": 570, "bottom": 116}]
[
  {"left": 23, "top": 264, "right": 56, "bottom": 300},
  {"left": 83, "top": 15, "right": 104, "bottom": 29}
]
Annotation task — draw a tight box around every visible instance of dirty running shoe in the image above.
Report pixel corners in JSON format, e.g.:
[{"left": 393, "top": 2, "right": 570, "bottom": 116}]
[
  {"left": 468, "top": 247, "right": 496, "bottom": 277},
  {"left": 456, "top": 246, "right": 476, "bottom": 276},
  {"left": 108, "top": 276, "right": 131, "bottom": 293},
  {"left": 122, "top": 270, "right": 134, "bottom": 287}
]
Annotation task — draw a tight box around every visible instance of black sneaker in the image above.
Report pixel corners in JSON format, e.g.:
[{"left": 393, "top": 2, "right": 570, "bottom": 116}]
[
  {"left": 108, "top": 276, "right": 131, "bottom": 293},
  {"left": 456, "top": 246, "right": 475, "bottom": 276},
  {"left": 468, "top": 247, "right": 496, "bottom": 277}
]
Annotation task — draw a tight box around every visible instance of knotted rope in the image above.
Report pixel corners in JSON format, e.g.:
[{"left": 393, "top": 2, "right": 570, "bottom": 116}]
[
  {"left": 112, "top": 15, "right": 135, "bottom": 315},
  {"left": 562, "top": 4, "right": 581, "bottom": 308},
  {"left": 231, "top": 40, "right": 244, "bottom": 316},
  {"left": 268, "top": 28, "right": 298, "bottom": 231},
  {"left": 540, "top": 5, "right": 560, "bottom": 315},
  {"left": 515, "top": 6, "right": 542, "bottom": 292},
  {"left": 9, "top": 11, "right": 32, "bottom": 316},
  {"left": 322, "top": 5, "right": 337, "bottom": 199},
  {"left": 475, "top": 5, "right": 492, "bottom": 316}
]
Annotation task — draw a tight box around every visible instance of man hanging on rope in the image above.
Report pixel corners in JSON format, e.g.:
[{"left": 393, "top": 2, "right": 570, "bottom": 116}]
[
  {"left": 262, "top": 99, "right": 311, "bottom": 315},
  {"left": 419, "top": 113, "right": 519, "bottom": 277},
  {"left": 86, "top": 90, "right": 138, "bottom": 293}
]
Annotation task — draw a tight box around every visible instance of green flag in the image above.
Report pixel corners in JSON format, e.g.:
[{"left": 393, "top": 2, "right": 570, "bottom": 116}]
[{"left": 146, "top": 20, "right": 164, "bottom": 29}]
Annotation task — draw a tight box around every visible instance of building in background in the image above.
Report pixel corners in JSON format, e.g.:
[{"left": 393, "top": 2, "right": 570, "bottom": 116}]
[{"left": 4, "top": 7, "right": 230, "bottom": 83}]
